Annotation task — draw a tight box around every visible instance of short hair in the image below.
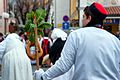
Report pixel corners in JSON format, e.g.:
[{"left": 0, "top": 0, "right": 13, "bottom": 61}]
[
  {"left": 84, "top": 6, "right": 94, "bottom": 19},
  {"left": 0, "top": 32, "right": 3, "bottom": 36},
  {"left": 9, "top": 22, "right": 18, "bottom": 33},
  {"left": 83, "top": 2, "right": 107, "bottom": 27}
]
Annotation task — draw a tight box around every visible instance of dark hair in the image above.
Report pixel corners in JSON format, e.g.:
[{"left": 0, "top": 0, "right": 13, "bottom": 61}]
[
  {"left": 9, "top": 22, "right": 18, "bottom": 33},
  {"left": 84, "top": 6, "right": 94, "bottom": 19},
  {"left": 18, "top": 31, "right": 24, "bottom": 36},
  {"left": 43, "top": 28, "right": 50, "bottom": 37},
  {"left": 84, "top": 6, "right": 104, "bottom": 27},
  {"left": 83, "top": 3, "right": 107, "bottom": 27},
  {"left": 0, "top": 32, "right": 4, "bottom": 42},
  {"left": 0, "top": 32, "right": 3, "bottom": 36}
]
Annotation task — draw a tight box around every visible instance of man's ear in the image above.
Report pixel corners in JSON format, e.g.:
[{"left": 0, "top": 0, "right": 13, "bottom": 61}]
[{"left": 88, "top": 15, "right": 92, "bottom": 21}]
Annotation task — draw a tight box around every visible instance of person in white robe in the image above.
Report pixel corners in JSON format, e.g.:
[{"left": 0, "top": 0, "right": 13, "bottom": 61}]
[
  {"left": 0, "top": 33, "right": 21, "bottom": 64},
  {"left": 1, "top": 33, "right": 33, "bottom": 80}
]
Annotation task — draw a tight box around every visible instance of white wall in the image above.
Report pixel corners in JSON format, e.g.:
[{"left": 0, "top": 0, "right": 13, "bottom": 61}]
[
  {"left": 53, "top": 0, "right": 70, "bottom": 27},
  {"left": 0, "top": 0, "right": 4, "bottom": 34}
]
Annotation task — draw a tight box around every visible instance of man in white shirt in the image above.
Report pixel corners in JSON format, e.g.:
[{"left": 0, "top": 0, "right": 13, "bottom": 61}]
[{"left": 35, "top": 2, "right": 120, "bottom": 80}]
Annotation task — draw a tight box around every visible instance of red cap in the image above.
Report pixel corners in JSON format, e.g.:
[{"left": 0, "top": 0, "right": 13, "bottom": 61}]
[
  {"left": 89, "top": 2, "right": 108, "bottom": 20},
  {"left": 94, "top": 2, "right": 107, "bottom": 15}
]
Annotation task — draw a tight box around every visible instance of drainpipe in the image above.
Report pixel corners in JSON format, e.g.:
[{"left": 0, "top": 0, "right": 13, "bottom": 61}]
[
  {"left": 77, "top": 0, "right": 80, "bottom": 27},
  {"left": 3, "top": 0, "right": 7, "bottom": 34},
  {"left": 118, "top": 19, "right": 120, "bottom": 31},
  {"left": 69, "top": 0, "right": 71, "bottom": 26},
  {"left": 54, "top": 0, "right": 57, "bottom": 27}
]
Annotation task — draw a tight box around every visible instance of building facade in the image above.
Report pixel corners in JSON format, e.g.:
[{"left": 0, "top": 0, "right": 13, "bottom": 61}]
[
  {"left": 78, "top": 0, "right": 120, "bottom": 34},
  {"left": 104, "top": 6, "right": 120, "bottom": 34},
  {"left": 69, "top": 0, "right": 79, "bottom": 27},
  {"left": 0, "top": 0, "right": 8, "bottom": 34},
  {"left": 53, "top": 0, "right": 70, "bottom": 28}
]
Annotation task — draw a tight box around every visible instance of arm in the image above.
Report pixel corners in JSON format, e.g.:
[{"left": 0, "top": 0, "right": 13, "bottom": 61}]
[{"left": 42, "top": 32, "right": 76, "bottom": 80}]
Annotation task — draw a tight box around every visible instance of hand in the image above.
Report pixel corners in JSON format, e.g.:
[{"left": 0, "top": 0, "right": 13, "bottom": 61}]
[{"left": 34, "top": 68, "right": 44, "bottom": 80}]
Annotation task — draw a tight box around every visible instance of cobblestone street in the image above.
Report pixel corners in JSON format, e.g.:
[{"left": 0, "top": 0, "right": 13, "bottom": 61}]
[
  {"left": 0, "top": 65, "right": 49, "bottom": 80},
  {"left": 0, "top": 65, "right": 1, "bottom": 80}
]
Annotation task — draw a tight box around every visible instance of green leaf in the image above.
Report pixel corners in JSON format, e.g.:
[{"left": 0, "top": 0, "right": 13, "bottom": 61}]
[
  {"left": 28, "top": 32, "right": 35, "bottom": 43},
  {"left": 38, "top": 22, "right": 52, "bottom": 28},
  {"left": 24, "top": 8, "right": 52, "bottom": 42},
  {"left": 30, "top": 23, "right": 35, "bottom": 28},
  {"left": 36, "top": 8, "right": 46, "bottom": 22},
  {"left": 38, "top": 29, "right": 44, "bottom": 36},
  {"left": 26, "top": 11, "right": 34, "bottom": 20}
]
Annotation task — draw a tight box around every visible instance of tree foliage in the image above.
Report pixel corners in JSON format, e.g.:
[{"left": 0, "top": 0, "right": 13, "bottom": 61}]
[
  {"left": 14, "top": 0, "right": 38, "bottom": 24},
  {"left": 8, "top": 0, "right": 53, "bottom": 25}
]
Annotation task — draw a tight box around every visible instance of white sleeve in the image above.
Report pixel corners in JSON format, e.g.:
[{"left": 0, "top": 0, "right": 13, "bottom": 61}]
[
  {"left": 0, "top": 40, "right": 6, "bottom": 55},
  {"left": 0, "top": 40, "right": 6, "bottom": 64},
  {"left": 42, "top": 32, "right": 76, "bottom": 80},
  {"left": 48, "top": 39, "right": 53, "bottom": 47},
  {"left": 0, "top": 34, "right": 11, "bottom": 55}
]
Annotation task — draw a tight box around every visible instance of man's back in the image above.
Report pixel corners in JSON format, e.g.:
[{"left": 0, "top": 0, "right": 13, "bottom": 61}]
[{"left": 71, "top": 27, "right": 120, "bottom": 80}]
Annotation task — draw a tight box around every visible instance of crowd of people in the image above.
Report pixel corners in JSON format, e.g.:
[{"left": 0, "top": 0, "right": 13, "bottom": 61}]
[
  {"left": 0, "top": 2, "right": 120, "bottom": 80},
  {"left": 0, "top": 18, "right": 70, "bottom": 80}
]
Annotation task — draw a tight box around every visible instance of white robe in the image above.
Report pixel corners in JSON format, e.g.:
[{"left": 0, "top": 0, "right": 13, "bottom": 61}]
[{"left": 1, "top": 34, "right": 33, "bottom": 80}]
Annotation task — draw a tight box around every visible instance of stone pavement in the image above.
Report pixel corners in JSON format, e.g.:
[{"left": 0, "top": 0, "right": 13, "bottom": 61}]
[
  {"left": 0, "top": 65, "right": 1, "bottom": 80},
  {"left": 0, "top": 64, "right": 49, "bottom": 80}
]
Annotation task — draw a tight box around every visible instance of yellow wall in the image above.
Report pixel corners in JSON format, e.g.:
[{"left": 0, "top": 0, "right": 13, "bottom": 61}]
[
  {"left": 112, "top": 24, "right": 119, "bottom": 34},
  {"left": 104, "top": 24, "right": 119, "bottom": 34},
  {"left": 70, "top": 0, "right": 78, "bottom": 20}
]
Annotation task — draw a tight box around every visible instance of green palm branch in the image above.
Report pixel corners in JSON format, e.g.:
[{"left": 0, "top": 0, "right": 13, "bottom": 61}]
[{"left": 24, "top": 8, "right": 52, "bottom": 42}]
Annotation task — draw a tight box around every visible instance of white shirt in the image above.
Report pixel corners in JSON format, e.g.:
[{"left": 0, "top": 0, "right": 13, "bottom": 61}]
[
  {"left": 42, "top": 27, "right": 120, "bottom": 80},
  {"left": 39, "top": 37, "right": 53, "bottom": 47}
]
